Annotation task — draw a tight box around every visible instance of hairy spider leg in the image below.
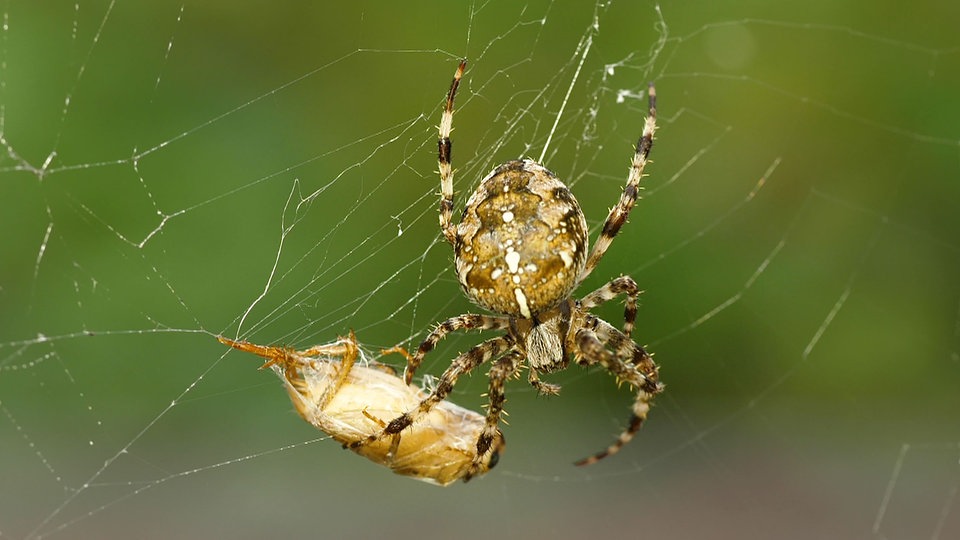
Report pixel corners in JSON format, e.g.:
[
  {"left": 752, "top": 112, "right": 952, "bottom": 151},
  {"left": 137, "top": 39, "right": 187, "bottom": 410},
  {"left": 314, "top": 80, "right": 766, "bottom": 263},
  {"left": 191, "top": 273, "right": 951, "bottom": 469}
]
[
  {"left": 466, "top": 349, "right": 522, "bottom": 480},
  {"left": 438, "top": 59, "right": 467, "bottom": 246},
  {"left": 579, "top": 84, "right": 657, "bottom": 284},
  {"left": 579, "top": 275, "right": 642, "bottom": 339},
  {"left": 402, "top": 313, "right": 510, "bottom": 385},
  {"left": 572, "top": 316, "right": 662, "bottom": 466}
]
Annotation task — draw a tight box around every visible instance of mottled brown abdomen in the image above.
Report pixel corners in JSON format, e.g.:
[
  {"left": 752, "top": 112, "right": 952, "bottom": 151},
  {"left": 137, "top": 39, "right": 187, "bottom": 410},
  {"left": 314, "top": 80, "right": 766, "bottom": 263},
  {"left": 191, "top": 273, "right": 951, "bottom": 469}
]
[{"left": 455, "top": 160, "right": 588, "bottom": 318}]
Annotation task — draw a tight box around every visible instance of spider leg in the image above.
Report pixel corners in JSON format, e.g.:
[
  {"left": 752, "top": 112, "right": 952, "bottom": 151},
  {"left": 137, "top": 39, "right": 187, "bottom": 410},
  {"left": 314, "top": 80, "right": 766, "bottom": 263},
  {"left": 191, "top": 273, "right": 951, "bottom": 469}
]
[
  {"left": 466, "top": 350, "right": 522, "bottom": 481},
  {"left": 579, "top": 275, "right": 641, "bottom": 339},
  {"left": 439, "top": 60, "right": 467, "bottom": 246},
  {"left": 360, "top": 410, "right": 403, "bottom": 461},
  {"left": 403, "top": 313, "right": 510, "bottom": 385},
  {"left": 576, "top": 318, "right": 659, "bottom": 393},
  {"left": 588, "top": 314, "right": 658, "bottom": 374},
  {"left": 572, "top": 318, "right": 661, "bottom": 466},
  {"left": 579, "top": 84, "right": 656, "bottom": 284},
  {"left": 349, "top": 335, "right": 512, "bottom": 450}
]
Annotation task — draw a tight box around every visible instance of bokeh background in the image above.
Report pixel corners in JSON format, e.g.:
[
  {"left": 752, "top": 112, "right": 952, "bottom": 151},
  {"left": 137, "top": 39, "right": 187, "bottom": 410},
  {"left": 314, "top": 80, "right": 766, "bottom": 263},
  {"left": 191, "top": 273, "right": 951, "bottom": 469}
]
[{"left": 1, "top": 1, "right": 958, "bottom": 539}]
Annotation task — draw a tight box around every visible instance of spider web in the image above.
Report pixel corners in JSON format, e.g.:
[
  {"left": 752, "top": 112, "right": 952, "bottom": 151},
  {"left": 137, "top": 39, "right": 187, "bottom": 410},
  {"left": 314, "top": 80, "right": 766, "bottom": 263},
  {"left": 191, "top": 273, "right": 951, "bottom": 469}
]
[{"left": 2, "top": 1, "right": 959, "bottom": 538}]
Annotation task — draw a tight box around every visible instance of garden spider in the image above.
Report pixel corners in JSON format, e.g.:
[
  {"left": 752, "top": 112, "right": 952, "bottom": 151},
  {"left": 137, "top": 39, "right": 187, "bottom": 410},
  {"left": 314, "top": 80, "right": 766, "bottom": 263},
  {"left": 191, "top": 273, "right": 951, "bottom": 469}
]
[{"left": 352, "top": 60, "right": 663, "bottom": 480}]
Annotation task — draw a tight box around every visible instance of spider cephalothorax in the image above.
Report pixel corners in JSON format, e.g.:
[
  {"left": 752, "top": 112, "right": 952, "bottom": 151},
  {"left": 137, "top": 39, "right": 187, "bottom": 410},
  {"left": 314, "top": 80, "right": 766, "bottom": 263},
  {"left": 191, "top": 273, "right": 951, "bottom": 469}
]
[{"left": 352, "top": 60, "right": 663, "bottom": 481}]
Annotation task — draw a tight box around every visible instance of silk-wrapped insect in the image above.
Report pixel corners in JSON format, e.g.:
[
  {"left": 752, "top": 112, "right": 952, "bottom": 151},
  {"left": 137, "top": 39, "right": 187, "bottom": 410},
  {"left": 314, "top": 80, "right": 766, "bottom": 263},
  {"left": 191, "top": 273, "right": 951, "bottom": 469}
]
[{"left": 218, "top": 332, "right": 503, "bottom": 486}]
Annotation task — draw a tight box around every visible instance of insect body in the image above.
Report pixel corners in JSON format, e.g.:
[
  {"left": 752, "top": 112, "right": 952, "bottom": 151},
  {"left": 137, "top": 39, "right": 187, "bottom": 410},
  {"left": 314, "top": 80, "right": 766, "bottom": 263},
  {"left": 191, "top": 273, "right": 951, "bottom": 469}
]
[{"left": 219, "top": 333, "right": 503, "bottom": 486}]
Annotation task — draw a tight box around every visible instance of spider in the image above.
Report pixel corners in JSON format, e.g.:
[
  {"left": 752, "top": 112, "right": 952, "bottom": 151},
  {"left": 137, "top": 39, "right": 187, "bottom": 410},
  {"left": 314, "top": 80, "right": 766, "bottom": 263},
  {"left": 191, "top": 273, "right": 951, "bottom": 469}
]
[{"left": 351, "top": 60, "right": 662, "bottom": 480}]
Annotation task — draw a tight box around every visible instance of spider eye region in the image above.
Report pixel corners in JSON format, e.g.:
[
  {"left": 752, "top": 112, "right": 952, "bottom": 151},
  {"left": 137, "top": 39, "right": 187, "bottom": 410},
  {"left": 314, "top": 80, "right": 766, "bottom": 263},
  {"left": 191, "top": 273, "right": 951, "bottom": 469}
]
[{"left": 455, "top": 159, "right": 588, "bottom": 318}]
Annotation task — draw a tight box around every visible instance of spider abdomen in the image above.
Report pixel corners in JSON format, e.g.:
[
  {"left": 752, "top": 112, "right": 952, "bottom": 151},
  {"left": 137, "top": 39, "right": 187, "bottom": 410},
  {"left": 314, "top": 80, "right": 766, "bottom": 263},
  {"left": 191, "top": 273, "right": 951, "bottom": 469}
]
[{"left": 455, "top": 159, "right": 588, "bottom": 318}]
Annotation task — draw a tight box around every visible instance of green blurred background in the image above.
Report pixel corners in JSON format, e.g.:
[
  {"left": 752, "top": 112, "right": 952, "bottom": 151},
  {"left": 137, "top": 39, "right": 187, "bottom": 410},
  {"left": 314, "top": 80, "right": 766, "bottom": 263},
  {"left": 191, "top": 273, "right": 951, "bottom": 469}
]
[{"left": 1, "top": 1, "right": 958, "bottom": 539}]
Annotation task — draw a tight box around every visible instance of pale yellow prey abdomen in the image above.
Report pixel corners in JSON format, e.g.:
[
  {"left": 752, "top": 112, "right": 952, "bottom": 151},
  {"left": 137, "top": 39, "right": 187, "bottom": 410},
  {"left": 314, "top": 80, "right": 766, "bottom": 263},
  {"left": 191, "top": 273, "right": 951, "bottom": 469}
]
[{"left": 219, "top": 333, "right": 503, "bottom": 486}]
